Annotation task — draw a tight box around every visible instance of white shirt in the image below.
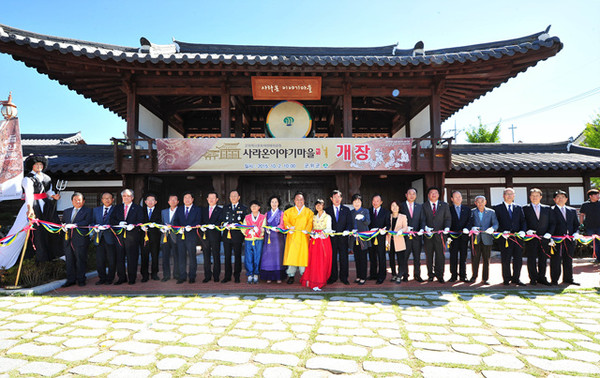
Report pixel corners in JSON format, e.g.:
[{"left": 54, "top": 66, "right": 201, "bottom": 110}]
[
  {"left": 169, "top": 207, "right": 177, "bottom": 223},
  {"left": 22, "top": 171, "right": 55, "bottom": 212},
  {"left": 296, "top": 206, "right": 305, "bottom": 215},
  {"left": 147, "top": 207, "right": 155, "bottom": 217}
]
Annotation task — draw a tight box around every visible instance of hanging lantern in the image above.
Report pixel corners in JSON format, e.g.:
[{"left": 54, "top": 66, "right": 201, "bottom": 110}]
[{"left": 1, "top": 93, "right": 17, "bottom": 120}]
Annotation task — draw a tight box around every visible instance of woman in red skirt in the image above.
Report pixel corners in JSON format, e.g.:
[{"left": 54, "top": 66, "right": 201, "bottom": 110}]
[{"left": 301, "top": 199, "right": 333, "bottom": 291}]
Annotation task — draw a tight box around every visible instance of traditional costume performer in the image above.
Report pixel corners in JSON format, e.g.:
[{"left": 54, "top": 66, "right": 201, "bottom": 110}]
[
  {"left": 260, "top": 206, "right": 286, "bottom": 282},
  {"left": 300, "top": 210, "right": 332, "bottom": 290},
  {"left": 283, "top": 203, "right": 313, "bottom": 282}
]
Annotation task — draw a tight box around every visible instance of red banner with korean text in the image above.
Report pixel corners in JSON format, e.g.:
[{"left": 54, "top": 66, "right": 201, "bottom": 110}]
[
  {"left": 0, "top": 118, "right": 23, "bottom": 201},
  {"left": 157, "top": 138, "right": 412, "bottom": 172}
]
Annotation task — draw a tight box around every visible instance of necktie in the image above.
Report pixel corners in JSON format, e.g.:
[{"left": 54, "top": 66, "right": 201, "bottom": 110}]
[
  {"left": 456, "top": 206, "right": 460, "bottom": 219},
  {"left": 534, "top": 205, "right": 540, "bottom": 220},
  {"left": 185, "top": 207, "right": 190, "bottom": 218},
  {"left": 432, "top": 203, "right": 436, "bottom": 215},
  {"left": 335, "top": 206, "right": 339, "bottom": 222},
  {"left": 375, "top": 208, "right": 378, "bottom": 218},
  {"left": 103, "top": 207, "right": 108, "bottom": 222},
  {"left": 71, "top": 208, "right": 79, "bottom": 223},
  {"left": 124, "top": 205, "right": 129, "bottom": 219},
  {"left": 409, "top": 204, "right": 413, "bottom": 218},
  {"left": 561, "top": 207, "right": 567, "bottom": 220},
  {"left": 232, "top": 205, "right": 236, "bottom": 212},
  {"left": 209, "top": 206, "right": 213, "bottom": 218},
  {"left": 508, "top": 204, "right": 513, "bottom": 218},
  {"left": 148, "top": 208, "right": 153, "bottom": 219}
]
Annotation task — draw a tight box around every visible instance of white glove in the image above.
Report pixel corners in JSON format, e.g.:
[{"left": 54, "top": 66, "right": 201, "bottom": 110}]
[
  {"left": 160, "top": 227, "right": 168, "bottom": 234},
  {"left": 471, "top": 226, "right": 479, "bottom": 232},
  {"left": 485, "top": 227, "right": 494, "bottom": 234},
  {"left": 289, "top": 226, "right": 295, "bottom": 230},
  {"left": 148, "top": 223, "right": 155, "bottom": 228},
  {"left": 126, "top": 224, "right": 134, "bottom": 231},
  {"left": 351, "top": 229, "right": 358, "bottom": 234},
  {"left": 200, "top": 226, "right": 206, "bottom": 232},
  {"left": 141, "top": 226, "right": 148, "bottom": 232},
  {"left": 502, "top": 232, "right": 509, "bottom": 239},
  {"left": 526, "top": 230, "right": 536, "bottom": 235},
  {"left": 99, "top": 225, "right": 108, "bottom": 231},
  {"left": 518, "top": 231, "right": 526, "bottom": 238},
  {"left": 424, "top": 226, "right": 433, "bottom": 233},
  {"left": 407, "top": 226, "right": 413, "bottom": 232},
  {"left": 385, "top": 241, "right": 390, "bottom": 248},
  {"left": 462, "top": 228, "right": 469, "bottom": 234},
  {"left": 543, "top": 233, "right": 551, "bottom": 239},
  {"left": 573, "top": 232, "right": 580, "bottom": 239},
  {"left": 417, "top": 229, "right": 424, "bottom": 236},
  {"left": 342, "top": 230, "right": 350, "bottom": 236},
  {"left": 443, "top": 227, "right": 450, "bottom": 234},
  {"left": 119, "top": 221, "right": 127, "bottom": 226},
  {"left": 324, "top": 229, "right": 333, "bottom": 235},
  {"left": 356, "top": 214, "right": 364, "bottom": 220},
  {"left": 380, "top": 229, "right": 387, "bottom": 235},
  {"left": 207, "top": 224, "right": 215, "bottom": 230},
  {"left": 185, "top": 226, "right": 192, "bottom": 232},
  {"left": 301, "top": 230, "right": 309, "bottom": 234},
  {"left": 66, "top": 223, "right": 76, "bottom": 229},
  {"left": 549, "top": 239, "right": 556, "bottom": 247},
  {"left": 253, "top": 226, "right": 259, "bottom": 233}
]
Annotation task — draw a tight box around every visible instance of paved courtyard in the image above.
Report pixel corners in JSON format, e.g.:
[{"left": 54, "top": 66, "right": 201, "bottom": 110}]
[{"left": 0, "top": 290, "right": 599, "bottom": 377}]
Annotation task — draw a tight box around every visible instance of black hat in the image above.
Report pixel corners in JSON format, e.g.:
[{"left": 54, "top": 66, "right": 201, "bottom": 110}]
[{"left": 24, "top": 155, "right": 48, "bottom": 172}]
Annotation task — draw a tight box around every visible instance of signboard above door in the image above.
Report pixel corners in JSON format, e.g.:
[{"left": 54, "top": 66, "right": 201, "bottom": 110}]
[{"left": 251, "top": 76, "right": 322, "bottom": 100}]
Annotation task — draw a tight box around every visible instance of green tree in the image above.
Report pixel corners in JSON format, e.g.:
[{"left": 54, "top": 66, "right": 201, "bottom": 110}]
[
  {"left": 581, "top": 113, "right": 600, "bottom": 188},
  {"left": 465, "top": 117, "right": 501, "bottom": 143}
]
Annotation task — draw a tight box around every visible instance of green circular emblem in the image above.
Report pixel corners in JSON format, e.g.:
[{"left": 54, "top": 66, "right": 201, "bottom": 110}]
[{"left": 283, "top": 116, "right": 294, "bottom": 127}]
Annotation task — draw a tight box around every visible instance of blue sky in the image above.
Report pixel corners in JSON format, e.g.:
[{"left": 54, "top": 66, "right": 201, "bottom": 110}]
[{"left": 0, "top": 1, "right": 598, "bottom": 144}]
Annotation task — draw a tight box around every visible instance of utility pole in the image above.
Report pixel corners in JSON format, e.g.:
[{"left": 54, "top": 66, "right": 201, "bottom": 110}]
[{"left": 509, "top": 124, "right": 517, "bottom": 143}]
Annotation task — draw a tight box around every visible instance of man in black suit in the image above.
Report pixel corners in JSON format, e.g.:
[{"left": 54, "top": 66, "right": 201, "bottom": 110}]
[
  {"left": 325, "top": 190, "right": 353, "bottom": 285},
  {"left": 523, "top": 188, "right": 555, "bottom": 286},
  {"left": 400, "top": 188, "right": 426, "bottom": 282},
  {"left": 140, "top": 193, "right": 161, "bottom": 282},
  {"left": 62, "top": 192, "right": 93, "bottom": 287},
  {"left": 369, "top": 194, "right": 391, "bottom": 284},
  {"left": 173, "top": 192, "right": 202, "bottom": 283},
  {"left": 92, "top": 192, "right": 117, "bottom": 285},
  {"left": 221, "top": 190, "right": 248, "bottom": 283},
  {"left": 493, "top": 188, "right": 527, "bottom": 286},
  {"left": 422, "top": 186, "right": 451, "bottom": 283},
  {"left": 448, "top": 190, "right": 473, "bottom": 282},
  {"left": 110, "top": 188, "right": 144, "bottom": 285},
  {"left": 551, "top": 190, "right": 580, "bottom": 285},
  {"left": 202, "top": 191, "right": 223, "bottom": 283}
]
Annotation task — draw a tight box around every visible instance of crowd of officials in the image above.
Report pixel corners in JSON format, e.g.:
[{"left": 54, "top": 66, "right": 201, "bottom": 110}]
[{"left": 52, "top": 185, "right": 600, "bottom": 289}]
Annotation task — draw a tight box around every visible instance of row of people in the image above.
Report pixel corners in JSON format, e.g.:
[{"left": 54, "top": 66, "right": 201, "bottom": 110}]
[{"left": 58, "top": 185, "right": 596, "bottom": 288}]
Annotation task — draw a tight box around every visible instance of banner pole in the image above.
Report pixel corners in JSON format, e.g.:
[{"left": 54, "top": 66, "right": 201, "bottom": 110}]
[{"left": 6, "top": 223, "right": 31, "bottom": 290}]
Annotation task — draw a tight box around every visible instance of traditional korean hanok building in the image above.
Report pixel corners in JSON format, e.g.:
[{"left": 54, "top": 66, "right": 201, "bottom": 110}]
[{"left": 0, "top": 23, "right": 575, "bottom": 206}]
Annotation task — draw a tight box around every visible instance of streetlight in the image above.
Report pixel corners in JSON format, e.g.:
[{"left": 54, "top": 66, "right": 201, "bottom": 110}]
[{"left": 1, "top": 92, "right": 18, "bottom": 120}]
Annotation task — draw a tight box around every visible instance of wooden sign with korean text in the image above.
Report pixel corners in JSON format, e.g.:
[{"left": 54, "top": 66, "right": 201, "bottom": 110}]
[{"left": 251, "top": 76, "right": 322, "bottom": 100}]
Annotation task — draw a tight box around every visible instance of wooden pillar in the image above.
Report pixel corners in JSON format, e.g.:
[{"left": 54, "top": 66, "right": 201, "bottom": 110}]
[
  {"left": 335, "top": 173, "right": 349, "bottom": 199},
  {"left": 583, "top": 173, "right": 592, "bottom": 195},
  {"left": 225, "top": 174, "right": 240, "bottom": 197},
  {"left": 405, "top": 106, "right": 411, "bottom": 138},
  {"left": 234, "top": 107, "right": 243, "bottom": 138},
  {"left": 212, "top": 174, "right": 225, "bottom": 200},
  {"left": 429, "top": 78, "right": 444, "bottom": 139},
  {"left": 333, "top": 108, "right": 342, "bottom": 137},
  {"left": 133, "top": 175, "right": 145, "bottom": 203},
  {"left": 162, "top": 116, "right": 169, "bottom": 138},
  {"left": 221, "top": 82, "right": 231, "bottom": 138},
  {"left": 348, "top": 173, "right": 362, "bottom": 196},
  {"left": 343, "top": 81, "right": 352, "bottom": 137},
  {"left": 126, "top": 81, "right": 139, "bottom": 139}
]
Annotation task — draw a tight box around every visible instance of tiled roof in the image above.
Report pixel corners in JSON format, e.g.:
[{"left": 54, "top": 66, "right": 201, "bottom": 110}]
[
  {"left": 0, "top": 23, "right": 561, "bottom": 67},
  {"left": 21, "top": 132, "right": 84, "bottom": 145},
  {"left": 22, "top": 145, "right": 114, "bottom": 174},
  {"left": 451, "top": 142, "right": 600, "bottom": 171}
]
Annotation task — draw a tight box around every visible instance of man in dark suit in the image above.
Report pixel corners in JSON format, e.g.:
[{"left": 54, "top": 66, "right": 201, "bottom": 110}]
[
  {"left": 422, "top": 186, "right": 451, "bottom": 283},
  {"left": 493, "top": 188, "right": 527, "bottom": 286},
  {"left": 523, "top": 188, "right": 555, "bottom": 286},
  {"left": 400, "top": 188, "right": 426, "bottom": 282},
  {"left": 110, "top": 188, "right": 144, "bottom": 285},
  {"left": 369, "top": 194, "right": 391, "bottom": 284},
  {"left": 325, "top": 190, "right": 353, "bottom": 285},
  {"left": 173, "top": 192, "right": 202, "bottom": 283},
  {"left": 220, "top": 190, "right": 248, "bottom": 283},
  {"left": 201, "top": 191, "right": 223, "bottom": 283},
  {"left": 92, "top": 192, "right": 117, "bottom": 285},
  {"left": 579, "top": 189, "right": 600, "bottom": 263},
  {"left": 160, "top": 194, "right": 180, "bottom": 282},
  {"left": 551, "top": 190, "right": 580, "bottom": 285},
  {"left": 448, "top": 190, "right": 473, "bottom": 282},
  {"left": 62, "top": 192, "right": 93, "bottom": 287},
  {"left": 140, "top": 193, "right": 161, "bottom": 282}
]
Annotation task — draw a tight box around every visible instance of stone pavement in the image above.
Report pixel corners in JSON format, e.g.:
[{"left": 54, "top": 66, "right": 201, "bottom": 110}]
[{"left": 0, "top": 290, "right": 599, "bottom": 377}]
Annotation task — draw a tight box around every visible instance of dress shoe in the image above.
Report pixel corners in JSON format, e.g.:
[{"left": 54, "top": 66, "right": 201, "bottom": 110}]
[
  {"left": 114, "top": 279, "right": 126, "bottom": 285},
  {"left": 234, "top": 277, "right": 241, "bottom": 283},
  {"left": 354, "top": 278, "right": 361, "bottom": 283},
  {"left": 104, "top": 281, "right": 113, "bottom": 285},
  {"left": 358, "top": 279, "right": 366, "bottom": 285},
  {"left": 78, "top": 282, "right": 86, "bottom": 287},
  {"left": 551, "top": 281, "right": 559, "bottom": 286},
  {"left": 564, "top": 281, "right": 580, "bottom": 286},
  {"left": 161, "top": 277, "right": 170, "bottom": 282},
  {"left": 176, "top": 279, "right": 185, "bottom": 284},
  {"left": 395, "top": 277, "right": 402, "bottom": 284},
  {"left": 95, "top": 280, "right": 106, "bottom": 286},
  {"left": 367, "top": 275, "right": 378, "bottom": 280},
  {"left": 202, "top": 278, "right": 211, "bottom": 283},
  {"left": 414, "top": 277, "right": 424, "bottom": 283},
  {"left": 515, "top": 281, "right": 527, "bottom": 286},
  {"left": 402, "top": 277, "right": 409, "bottom": 282},
  {"left": 221, "top": 278, "right": 231, "bottom": 283},
  {"left": 390, "top": 275, "right": 397, "bottom": 282},
  {"left": 287, "top": 276, "right": 295, "bottom": 284},
  {"left": 428, "top": 277, "right": 434, "bottom": 282},
  {"left": 503, "top": 282, "right": 510, "bottom": 286},
  {"left": 327, "top": 278, "right": 336, "bottom": 285},
  {"left": 460, "top": 277, "right": 468, "bottom": 282},
  {"left": 468, "top": 278, "right": 476, "bottom": 283},
  {"left": 128, "top": 281, "right": 136, "bottom": 285},
  {"left": 151, "top": 275, "right": 160, "bottom": 281},
  {"left": 530, "top": 281, "right": 537, "bottom": 286},
  {"left": 539, "top": 280, "right": 551, "bottom": 286},
  {"left": 437, "top": 277, "right": 445, "bottom": 284},
  {"left": 214, "top": 278, "right": 220, "bottom": 283},
  {"left": 141, "top": 277, "right": 149, "bottom": 283},
  {"left": 376, "top": 279, "right": 384, "bottom": 285},
  {"left": 448, "top": 277, "right": 457, "bottom": 283},
  {"left": 62, "top": 281, "right": 76, "bottom": 288},
  {"left": 189, "top": 279, "right": 195, "bottom": 284},
  {"left": 341, "top": 280, "right": 350, "bottom": 285},
  {"left": 482, "top": 281, "right": 489, "bottom": 285}
]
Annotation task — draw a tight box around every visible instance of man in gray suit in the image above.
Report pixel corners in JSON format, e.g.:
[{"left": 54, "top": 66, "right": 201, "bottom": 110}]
[
  {"left": 422, "top": 187, "right": 451, "bottom": 283},
  {"left": 160, "top": 194, "right": 180, "bottom": 282},
  {"left": 470, "top": 195, "right": 499, "bottom": 285}
]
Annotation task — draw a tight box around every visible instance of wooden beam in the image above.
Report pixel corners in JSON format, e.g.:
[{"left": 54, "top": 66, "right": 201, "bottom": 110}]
[
  {"left": 429, "top": 78, "right": 444, "bottom": 139},
  {"left": 343, "top": 80, "right": 352, "bottom": 137},
  {"left": 221, "top": 82, "right": 231, "bottom": 138},
  {"left": 125, "top": 80, "right": 139, "bottom": 138}
]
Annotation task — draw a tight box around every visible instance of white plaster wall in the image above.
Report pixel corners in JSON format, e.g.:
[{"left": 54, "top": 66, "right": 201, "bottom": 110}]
[
  {"left": 513, "top": 187, "right": 528, "bottom": 206},
  {"left": 168, "top": 126, "right": 183, "bottom": 138},
  {"left": 392, "top": 127, "right": 406, "bottom": 138},
  {"left": 568, "top": 186, "right": 584, "bottom": 205},
  {"left": 139, "top": 106, "right": 163, "bottom": 139},
  {"left": 490, "top": 187, "right": 505, "bottom": 205},
  {"left": 412, "top": 178, "right": 424, "bottom": 203},
  {"left": 409, "top": 106, "right": 430, "bottom": 138}
]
